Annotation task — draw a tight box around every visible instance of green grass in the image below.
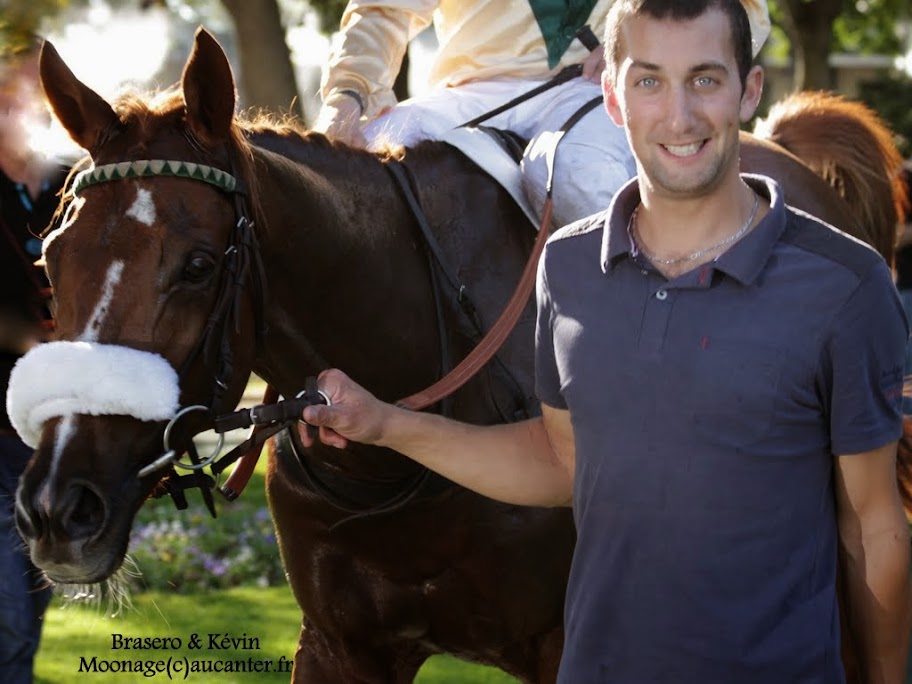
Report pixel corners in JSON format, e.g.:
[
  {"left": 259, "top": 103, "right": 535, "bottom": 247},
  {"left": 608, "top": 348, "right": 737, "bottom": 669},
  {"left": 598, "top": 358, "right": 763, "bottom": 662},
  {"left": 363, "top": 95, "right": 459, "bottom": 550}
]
[{"left": 35, "top": 587, "right": 518, "bottom": 683}]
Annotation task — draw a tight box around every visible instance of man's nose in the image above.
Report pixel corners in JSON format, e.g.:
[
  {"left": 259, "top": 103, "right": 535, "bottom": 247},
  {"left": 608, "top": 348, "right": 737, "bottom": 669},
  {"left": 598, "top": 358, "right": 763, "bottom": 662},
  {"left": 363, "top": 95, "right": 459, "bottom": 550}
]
[{"left": 665, "top": 86, "right": 697, "bottom": 133}]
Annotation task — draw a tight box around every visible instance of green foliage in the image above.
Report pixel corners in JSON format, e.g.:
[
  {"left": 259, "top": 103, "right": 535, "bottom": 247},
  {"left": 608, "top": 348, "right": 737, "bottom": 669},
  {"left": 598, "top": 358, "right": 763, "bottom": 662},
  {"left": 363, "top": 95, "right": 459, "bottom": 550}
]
[
  {"left": 128, "top": 499, "right": 285, "bottom": 592},
  {"left": 767, "top": 0, "right": 910, "bottom": 56},
  {"left": 833, "top": 0, "right": 909, "bottom": 55},
  {"left": 857, "top": 74, "right": 912, "bottom": 157},
  {"left": 0, "top": 0, "right": 67, "bottom": 55},
  {"left": 306, "top": 0, "right": 348, "bottom": 32},
  {"left": 122, "top": 451, "right": 283, "bottom": 592}
]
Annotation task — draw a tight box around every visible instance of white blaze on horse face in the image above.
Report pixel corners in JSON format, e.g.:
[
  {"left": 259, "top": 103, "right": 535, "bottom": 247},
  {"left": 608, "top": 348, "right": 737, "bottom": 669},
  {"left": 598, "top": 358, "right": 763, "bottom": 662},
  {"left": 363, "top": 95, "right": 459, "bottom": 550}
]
[
  {"left": 125, "top": 187, "right": 156, "bottom": 226},
  {"left": 37, "top": 414, "right": 77, "bottom": 516},
  {"left": 80, "top": 260, "right": 124, "bottom": 343}
]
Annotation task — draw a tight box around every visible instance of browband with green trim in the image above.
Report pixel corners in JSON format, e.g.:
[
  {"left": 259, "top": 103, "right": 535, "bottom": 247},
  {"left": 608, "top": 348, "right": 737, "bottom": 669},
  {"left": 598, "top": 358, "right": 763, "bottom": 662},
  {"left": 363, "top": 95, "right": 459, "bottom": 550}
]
[{"left": 72, "top": 159, "right": 238, "bottom": 196}]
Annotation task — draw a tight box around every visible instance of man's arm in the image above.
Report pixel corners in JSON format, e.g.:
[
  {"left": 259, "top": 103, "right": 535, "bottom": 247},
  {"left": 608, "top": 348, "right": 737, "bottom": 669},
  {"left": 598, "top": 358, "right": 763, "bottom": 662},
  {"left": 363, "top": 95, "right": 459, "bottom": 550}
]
[
  {"left": 835, "top": 441, "right": 912, "bottom": 683},
  {"left": 299, "top": 368, "right": 575, "bottom": 506}
]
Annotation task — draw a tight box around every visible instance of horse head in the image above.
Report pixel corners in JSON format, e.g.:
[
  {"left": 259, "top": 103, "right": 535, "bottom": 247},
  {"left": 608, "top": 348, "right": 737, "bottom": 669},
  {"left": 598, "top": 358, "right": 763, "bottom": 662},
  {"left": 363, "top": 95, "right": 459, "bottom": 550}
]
[{"left": 11, "top": 29, "right": 262, "bottom": 583}]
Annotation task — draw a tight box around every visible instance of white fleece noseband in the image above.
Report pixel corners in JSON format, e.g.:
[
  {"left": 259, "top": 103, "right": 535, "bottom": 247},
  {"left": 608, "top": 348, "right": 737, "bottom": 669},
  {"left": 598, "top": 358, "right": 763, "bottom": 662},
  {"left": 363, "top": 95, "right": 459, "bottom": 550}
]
[{"left": 7, "top": 341, "right": 180, "bottom": 448}]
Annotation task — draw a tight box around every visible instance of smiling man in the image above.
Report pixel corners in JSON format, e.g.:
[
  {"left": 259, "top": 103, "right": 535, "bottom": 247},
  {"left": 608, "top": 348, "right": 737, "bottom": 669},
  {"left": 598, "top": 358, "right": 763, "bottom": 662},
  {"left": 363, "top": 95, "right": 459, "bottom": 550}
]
[{"left": 298, "top": 1, "right": 912, "bottom": 681}]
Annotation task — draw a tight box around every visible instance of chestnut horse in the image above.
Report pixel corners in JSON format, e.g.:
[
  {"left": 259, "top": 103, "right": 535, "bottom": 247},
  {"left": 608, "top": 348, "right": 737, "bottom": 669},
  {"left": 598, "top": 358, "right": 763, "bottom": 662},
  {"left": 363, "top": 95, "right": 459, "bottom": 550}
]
[{"left": 12, "top": 29, "right": 908, "bottom": 683}]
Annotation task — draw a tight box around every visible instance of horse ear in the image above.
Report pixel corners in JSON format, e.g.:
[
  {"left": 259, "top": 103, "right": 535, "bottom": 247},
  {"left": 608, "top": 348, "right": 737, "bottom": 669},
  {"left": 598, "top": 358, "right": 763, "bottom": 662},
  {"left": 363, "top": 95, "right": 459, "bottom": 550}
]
[
  {"left": 181, "top": 28, "right": 236, "bottom": 146},
  {"left": 39, "top": 40, "right": 119, "bottom": 154}
]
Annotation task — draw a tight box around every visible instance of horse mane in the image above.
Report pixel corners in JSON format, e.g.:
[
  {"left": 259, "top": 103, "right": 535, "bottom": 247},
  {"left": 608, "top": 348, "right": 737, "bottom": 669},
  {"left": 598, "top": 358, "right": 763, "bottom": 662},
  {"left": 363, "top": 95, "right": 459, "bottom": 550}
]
[
  {"left": 754, "top": 91, "right": 907, "bottom": 263},
  {"left": 240, "top": 108, "right": 408, "bottom": 163}
]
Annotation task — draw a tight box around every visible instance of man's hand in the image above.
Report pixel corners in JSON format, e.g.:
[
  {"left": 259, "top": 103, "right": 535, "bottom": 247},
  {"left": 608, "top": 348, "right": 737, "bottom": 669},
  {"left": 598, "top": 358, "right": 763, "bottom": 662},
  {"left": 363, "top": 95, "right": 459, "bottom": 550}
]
[
  {"left": 582, "top": 45, "right": 606, "bottom": 83},
  {"left": 297, "top": 370, "right": 574, "bottom": 507},
  {"left": 298, "top": 369, "right": 391, "bottom": 448},
  {"left": 312, "top": 96, "right": 368, "bottom": 148}
]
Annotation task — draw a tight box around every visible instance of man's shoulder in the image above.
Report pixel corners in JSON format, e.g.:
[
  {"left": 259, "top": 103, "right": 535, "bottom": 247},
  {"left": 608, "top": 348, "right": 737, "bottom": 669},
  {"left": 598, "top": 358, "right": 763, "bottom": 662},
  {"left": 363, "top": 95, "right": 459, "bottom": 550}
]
[
  {"left": 779, "top": 205, "right": 885, "bottom": 279},
  {"left": 548, "top": 208, "right": 609, "bottom": 244}
]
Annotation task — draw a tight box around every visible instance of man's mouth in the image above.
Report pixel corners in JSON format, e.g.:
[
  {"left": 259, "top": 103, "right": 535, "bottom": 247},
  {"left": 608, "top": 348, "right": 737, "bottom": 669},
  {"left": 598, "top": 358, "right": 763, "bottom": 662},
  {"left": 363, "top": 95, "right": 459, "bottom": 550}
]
[{"left": 662, "top": 141, "right": 705, "bottom": 157}]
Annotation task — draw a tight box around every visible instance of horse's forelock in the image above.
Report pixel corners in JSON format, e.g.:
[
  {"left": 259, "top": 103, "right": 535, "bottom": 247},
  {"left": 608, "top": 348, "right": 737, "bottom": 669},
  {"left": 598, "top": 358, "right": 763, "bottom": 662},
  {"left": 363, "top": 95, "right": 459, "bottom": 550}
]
[{"left": 228, "top": 118, "right": 265, "bottom": 234}]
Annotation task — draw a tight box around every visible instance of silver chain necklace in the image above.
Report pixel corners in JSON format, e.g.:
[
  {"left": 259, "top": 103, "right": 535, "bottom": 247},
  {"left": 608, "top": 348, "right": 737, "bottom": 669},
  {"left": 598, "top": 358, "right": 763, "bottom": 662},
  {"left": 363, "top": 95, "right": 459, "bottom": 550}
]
[{"left": 631, "top": 192, "right": 760, "bottom": 266}]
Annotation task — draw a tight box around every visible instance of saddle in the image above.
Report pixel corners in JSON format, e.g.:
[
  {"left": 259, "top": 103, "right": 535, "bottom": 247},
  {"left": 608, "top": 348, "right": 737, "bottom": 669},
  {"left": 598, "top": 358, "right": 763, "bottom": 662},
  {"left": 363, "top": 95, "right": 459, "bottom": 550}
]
[{"left": 440, "top": 126, "right": 540, "bottom": 228}]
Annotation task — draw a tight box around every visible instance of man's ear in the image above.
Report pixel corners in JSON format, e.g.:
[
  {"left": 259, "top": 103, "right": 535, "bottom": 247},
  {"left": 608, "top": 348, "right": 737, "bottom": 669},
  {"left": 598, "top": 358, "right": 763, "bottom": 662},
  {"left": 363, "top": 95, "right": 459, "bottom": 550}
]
[
  {"left": 602, "top": 71, "right": 624, "bottom": 127},
  {"left": 739, "top": 65, "right": 764, "bottom": 123}
]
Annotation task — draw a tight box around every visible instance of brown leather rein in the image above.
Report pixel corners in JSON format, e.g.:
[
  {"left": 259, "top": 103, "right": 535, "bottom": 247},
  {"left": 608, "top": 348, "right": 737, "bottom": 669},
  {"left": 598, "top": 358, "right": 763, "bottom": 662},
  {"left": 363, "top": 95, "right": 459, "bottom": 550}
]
[
  {"left": 218, "top": 196, "right": 553, "bottom": 498},
  {"left": 220, "top": 94, "right": 603, "bottom": 500},
  {"left": 397, "top": 196, "right": 552, "bottom": 410}
]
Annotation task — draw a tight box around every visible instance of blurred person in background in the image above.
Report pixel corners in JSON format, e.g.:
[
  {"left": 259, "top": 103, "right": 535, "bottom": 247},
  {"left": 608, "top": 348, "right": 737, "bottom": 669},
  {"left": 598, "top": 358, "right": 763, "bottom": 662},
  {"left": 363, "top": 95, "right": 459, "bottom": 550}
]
[{"left": 0, "top": 38, "right": 69, "bottom": 684}]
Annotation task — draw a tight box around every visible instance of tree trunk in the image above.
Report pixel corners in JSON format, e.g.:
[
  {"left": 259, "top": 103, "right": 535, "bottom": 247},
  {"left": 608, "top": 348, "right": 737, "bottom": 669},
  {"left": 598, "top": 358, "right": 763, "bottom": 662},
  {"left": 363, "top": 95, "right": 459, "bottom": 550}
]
[
  {"left": 780, "top": 0, "right": 842, "bottom": 91},
  {"left": 219, "top": 0, "right": 304, "bottom": 120}
]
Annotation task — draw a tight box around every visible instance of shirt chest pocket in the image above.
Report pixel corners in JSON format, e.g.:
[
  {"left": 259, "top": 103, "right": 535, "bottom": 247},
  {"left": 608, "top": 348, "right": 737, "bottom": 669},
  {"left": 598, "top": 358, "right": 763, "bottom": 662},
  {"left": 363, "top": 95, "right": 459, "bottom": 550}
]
[{"left": 674, "top": 339, "right": 785, "bottom": 448}]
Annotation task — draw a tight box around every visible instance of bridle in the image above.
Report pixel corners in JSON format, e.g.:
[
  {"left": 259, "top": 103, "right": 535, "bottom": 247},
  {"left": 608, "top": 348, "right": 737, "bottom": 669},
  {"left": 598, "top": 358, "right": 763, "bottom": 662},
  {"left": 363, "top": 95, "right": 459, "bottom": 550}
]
[{"left": 69, "top": 157, "right": 278, "bottom": 514}]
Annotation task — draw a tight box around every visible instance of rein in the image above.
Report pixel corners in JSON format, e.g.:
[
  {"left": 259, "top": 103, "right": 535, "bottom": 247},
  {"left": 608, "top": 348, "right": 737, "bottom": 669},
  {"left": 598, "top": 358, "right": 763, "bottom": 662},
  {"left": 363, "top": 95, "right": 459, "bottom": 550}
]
[
  {"left": 63, "top": 46, "right": 601, "bottom": 518},
  {"left": 397, "top": 95, "right": 602, "bottom": 411},
  {"left": 212, "top": 55, "right": 605, "bottom": 508}
]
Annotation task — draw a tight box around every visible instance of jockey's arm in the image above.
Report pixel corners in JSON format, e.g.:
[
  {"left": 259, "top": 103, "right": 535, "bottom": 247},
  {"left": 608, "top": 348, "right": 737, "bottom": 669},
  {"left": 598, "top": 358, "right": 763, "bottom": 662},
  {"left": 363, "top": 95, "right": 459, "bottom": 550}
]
[
  {"left": 299, "top": 368, "right": 575, "bottom": 507},
  {"left": 314, "top": 0, "right": 437, "bottom": 143}
]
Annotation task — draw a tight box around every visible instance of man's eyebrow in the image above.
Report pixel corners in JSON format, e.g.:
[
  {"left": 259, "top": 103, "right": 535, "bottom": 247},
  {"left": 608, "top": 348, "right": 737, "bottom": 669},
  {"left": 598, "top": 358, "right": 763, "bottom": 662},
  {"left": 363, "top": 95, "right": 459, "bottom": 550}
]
[
  {"left": 689, "top": 61, "right": 729, "bottom": 74},
  {"left": 627, "top": 60, "right": 730, "bottom": 74},
  {"left": 628, "top": 59, "right": 661, "bottom": 72}
]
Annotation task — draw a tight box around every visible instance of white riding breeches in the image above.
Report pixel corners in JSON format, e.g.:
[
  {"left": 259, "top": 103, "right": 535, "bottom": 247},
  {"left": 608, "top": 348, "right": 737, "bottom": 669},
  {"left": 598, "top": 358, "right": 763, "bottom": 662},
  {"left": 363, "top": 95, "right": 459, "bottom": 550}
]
[{"left": 363, "top": 78, "right": 636, "bottom": 229}]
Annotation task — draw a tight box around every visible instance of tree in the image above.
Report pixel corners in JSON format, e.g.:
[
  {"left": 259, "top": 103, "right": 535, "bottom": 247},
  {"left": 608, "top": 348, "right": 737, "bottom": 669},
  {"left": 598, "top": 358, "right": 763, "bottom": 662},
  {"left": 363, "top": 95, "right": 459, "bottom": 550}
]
[
  {"left": 219, "top": 0, "right": 303, "bottom": 119},
  {"left": 770, "top": 0, "right": 908, "bottom": 91},
  {"left": 0, "top": 0, "right": 69, "bottom": 55},
  {"left": 2, "top": 0, "right": 304, "bottom": 120}
]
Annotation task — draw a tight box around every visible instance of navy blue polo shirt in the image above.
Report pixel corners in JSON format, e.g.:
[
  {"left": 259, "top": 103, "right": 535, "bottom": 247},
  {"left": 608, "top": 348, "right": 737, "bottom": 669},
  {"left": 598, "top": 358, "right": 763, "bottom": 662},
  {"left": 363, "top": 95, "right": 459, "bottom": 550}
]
[{"left": 535, "top": 175, "right": 907, "bottom": 684}]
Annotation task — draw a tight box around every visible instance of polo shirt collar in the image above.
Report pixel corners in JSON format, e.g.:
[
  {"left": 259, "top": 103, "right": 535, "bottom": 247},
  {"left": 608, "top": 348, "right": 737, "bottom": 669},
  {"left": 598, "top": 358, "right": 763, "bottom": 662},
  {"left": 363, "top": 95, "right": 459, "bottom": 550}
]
[
  {"left": 600, "top": 174, "right": 787, "bottom": 285},
  {"left": 711, "top": 175, "right": 786, "bottom": 286},
  {"left": 601, "top": 177, "right": 642, "bottom": 273}
]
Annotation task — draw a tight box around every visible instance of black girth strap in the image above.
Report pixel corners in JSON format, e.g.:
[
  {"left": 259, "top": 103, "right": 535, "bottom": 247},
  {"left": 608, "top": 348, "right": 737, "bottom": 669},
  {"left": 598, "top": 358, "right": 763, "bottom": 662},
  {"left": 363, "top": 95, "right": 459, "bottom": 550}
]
[
  {"left": 384, "top": 160, "right": 531, "bottom": 424},
  {"left": 386, "top": 160, "right": 485, "bottom": 342}
]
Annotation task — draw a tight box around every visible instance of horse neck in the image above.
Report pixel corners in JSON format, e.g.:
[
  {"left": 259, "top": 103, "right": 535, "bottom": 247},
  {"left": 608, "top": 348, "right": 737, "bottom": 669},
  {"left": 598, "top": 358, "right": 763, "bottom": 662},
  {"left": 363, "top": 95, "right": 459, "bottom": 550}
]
[{"left": 247, "top": 135, "right": 443, "bottom": 404}]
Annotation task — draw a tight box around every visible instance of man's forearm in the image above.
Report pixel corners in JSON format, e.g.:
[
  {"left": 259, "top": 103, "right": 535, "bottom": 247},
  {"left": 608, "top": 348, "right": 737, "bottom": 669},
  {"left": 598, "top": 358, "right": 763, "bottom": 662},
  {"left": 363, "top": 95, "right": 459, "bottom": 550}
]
[
  {"left": 842, "top": 523, "right": 912, "bottom": 682},
  {"left": 377, "top": 409, "right": 573, "bottom": 507}
]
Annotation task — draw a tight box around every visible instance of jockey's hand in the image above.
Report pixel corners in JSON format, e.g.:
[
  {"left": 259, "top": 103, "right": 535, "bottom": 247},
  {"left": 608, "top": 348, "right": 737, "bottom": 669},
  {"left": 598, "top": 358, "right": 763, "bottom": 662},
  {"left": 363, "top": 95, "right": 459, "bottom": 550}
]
[
  {"left": 298, "top": 369, "right": 392, "bottom": 449},
  {"left": 312, "top": 96, "right": 368, "bottom": 149},
  {"left": 582, "top": 45, "right": 606, "bottom": 83}
]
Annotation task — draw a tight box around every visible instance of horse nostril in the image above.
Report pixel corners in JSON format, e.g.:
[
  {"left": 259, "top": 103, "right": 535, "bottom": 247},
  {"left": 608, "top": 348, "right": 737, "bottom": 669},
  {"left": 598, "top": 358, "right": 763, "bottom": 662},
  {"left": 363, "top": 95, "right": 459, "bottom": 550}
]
[{"left": 59, "top": 484, "right": 106, "bottom": 540}]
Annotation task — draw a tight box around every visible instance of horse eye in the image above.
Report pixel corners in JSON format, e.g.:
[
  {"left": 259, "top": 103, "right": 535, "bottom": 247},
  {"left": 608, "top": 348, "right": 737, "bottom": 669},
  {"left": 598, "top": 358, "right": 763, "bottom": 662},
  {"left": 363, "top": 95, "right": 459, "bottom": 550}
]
[{"left": 182, "top": 253, "right": 216, "bottom": 283}]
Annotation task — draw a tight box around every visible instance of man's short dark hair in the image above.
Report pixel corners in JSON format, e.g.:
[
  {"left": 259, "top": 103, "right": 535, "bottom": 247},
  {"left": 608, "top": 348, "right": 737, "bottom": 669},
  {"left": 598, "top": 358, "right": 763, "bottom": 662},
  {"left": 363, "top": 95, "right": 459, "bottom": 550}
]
[{"left": 604, "top": 0, "right": 754, "bottom": 89}]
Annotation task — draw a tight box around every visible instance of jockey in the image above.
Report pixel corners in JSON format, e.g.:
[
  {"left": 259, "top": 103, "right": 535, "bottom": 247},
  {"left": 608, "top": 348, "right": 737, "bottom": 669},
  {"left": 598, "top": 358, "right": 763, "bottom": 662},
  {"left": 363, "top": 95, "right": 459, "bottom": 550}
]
[{"left": 313, "top": 0, "right": 772, "bottom": 228}]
